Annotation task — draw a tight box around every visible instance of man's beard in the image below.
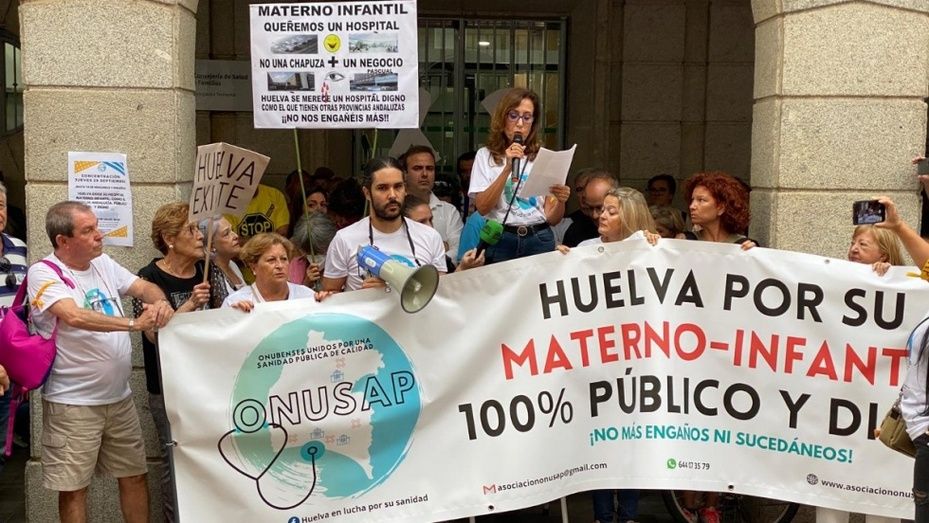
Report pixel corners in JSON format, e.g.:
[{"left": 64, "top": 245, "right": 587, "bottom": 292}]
[{"left": 373, "top": 200, "right": 401, "bottom": 221}]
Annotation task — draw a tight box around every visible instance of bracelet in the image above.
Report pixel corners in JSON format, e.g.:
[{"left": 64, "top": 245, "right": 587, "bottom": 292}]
[
  {"left": 921, "top": 260, "right": 929, "bottom": 281},
  {"left": 128, "top": 318, "right": 135, "bottom": 332}
]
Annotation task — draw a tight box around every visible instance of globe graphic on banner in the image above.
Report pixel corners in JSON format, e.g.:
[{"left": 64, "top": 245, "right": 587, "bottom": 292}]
[{"left": 220, "top": 313, "right": 421, "bottom": 509}]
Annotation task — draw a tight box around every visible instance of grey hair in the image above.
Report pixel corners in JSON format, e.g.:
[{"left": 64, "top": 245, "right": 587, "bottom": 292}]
[
  {"left": 291, "top": 212, "right": 337, "bottom": 255},
  {"left": 0, "top": 181, "right": 8, "bottom": 197},
  {"left": 46, "top": 201, "right": 93, "bottom": 248}
]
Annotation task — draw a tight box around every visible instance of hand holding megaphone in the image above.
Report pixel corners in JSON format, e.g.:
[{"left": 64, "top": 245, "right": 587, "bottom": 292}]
[{"left": 356, "top": 245, "right": 439, "bottom": 313}]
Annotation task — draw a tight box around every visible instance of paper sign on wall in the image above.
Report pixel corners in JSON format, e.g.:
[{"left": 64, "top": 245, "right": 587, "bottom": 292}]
[{"left": 67, "top": 152, "right": 134, "bottom": 247}]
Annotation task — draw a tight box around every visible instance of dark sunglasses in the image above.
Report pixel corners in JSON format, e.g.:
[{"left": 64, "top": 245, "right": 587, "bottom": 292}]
[{"left": 0, "top": 256, "right": 18, "bottom": 289}]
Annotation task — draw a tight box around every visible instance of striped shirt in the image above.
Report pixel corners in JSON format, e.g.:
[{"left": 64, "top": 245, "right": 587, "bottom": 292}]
[{"left": 0, "top": 233, "right": 28, "bottom": 306}]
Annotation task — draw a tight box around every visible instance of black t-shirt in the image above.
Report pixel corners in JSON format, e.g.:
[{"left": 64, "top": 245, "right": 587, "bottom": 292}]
[
  {"left": 134, "top": 259, "right": 204, "bottom": 395},
  {"left": 562, "top": 211, "right": 598, "bottom": 247}
]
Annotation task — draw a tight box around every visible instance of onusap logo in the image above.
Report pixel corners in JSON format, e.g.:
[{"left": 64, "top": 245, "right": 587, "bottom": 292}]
[{"left": 217, "top": 313, "right": 422, "bottom": 510}]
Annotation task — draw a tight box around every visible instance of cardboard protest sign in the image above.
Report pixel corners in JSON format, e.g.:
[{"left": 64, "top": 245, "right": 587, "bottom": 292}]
[{"left": 189, "top": 142, "right": 271, "bottom": 223}]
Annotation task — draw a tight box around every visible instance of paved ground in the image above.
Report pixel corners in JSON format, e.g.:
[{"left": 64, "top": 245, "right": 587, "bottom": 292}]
[{"left": 0, "top": 447, "right": 26, "bottom": 523}]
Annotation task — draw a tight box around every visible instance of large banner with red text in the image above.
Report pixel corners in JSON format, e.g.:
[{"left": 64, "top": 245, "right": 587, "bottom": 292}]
[{"left": 160, "top": 238, "right": 927, "bottom": 521}]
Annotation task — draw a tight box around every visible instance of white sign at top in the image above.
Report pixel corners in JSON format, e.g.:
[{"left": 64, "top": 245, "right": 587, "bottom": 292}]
[{"left": 249, "top": 1, "right": 419, "bottom": 129}]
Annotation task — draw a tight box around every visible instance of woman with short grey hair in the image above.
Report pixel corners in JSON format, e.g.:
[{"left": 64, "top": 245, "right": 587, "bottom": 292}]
[{"left": 289, "top": 212, "right": 337, "bottom": 289}]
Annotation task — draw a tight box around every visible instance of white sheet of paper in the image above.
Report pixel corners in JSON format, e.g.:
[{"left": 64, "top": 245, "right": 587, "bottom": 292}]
[{"left": 517, "top": 144, "right": 577, "bottom": 199}]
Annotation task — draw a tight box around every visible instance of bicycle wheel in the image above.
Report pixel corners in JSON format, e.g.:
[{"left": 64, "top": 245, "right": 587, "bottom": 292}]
[{"left": 661, "top": 490, "right": 799, "bottom": 523}]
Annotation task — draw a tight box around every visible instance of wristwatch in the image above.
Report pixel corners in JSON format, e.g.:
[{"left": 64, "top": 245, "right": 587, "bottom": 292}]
[{"left": 128, "top": 319, "right": 135, "bottom": 332}]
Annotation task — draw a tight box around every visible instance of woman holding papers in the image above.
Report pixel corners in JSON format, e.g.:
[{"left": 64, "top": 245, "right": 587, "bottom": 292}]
[
  {"left": 223, "top": 232, "right": 330, "bottom": 311},
  {"left": 469, "top": 87, "right": 570, "bottom": 263}
]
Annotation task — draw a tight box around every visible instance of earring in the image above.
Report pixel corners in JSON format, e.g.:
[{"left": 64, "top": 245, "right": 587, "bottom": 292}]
[{"left": 169, "top": 244, "right": 174, "bottom": 249}]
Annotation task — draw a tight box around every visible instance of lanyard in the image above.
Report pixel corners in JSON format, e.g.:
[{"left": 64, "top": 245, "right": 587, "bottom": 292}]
[{"left": 367, "top": 217, "right": 421, "bottom": 267}]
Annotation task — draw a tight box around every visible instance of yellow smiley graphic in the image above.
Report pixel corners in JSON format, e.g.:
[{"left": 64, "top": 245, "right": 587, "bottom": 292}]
[{"left": 324, "top": 34, "right": 341, "bottom": 53}]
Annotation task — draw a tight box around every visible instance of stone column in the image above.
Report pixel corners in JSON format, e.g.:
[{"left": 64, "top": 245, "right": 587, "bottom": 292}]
[
  {"left": 751, "top": 0, "right": 929, "bottom": 257},
  {"left": 20, "top": 0, "right": 198, "bottom": 520}
]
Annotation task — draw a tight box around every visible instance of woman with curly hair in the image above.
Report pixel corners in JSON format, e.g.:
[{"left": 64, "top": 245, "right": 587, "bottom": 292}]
[
  {"left": 469, "top": 87, "right": 570, "bottom": 263},
  {"left": 678, "top": 171, "right": 757, "bottom": 250}
]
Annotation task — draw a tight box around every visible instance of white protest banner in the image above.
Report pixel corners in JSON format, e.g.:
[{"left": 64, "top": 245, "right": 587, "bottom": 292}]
[
  {"left": 249, "top": 1, "right": 419, "bottom": 129},
  {"left": 67, "top": 152, "right": 133, "bottom": 247},
  {"left": 189, "top": 142, "right": 270, "bottom": 223},
  {"left": 160, "top": 240, "right": 928, "bottom": 521}
]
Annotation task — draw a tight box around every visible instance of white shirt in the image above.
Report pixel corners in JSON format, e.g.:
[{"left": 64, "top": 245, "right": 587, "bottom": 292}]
[
  {"left": 429, "top": 193, "right": 464, "bottom": 263},
  {"left": 222, "top": 281, "right": 316, "bottom": 307},
  {"left": 551, "top": 217, "right": 573, "bottom": 245},
  {"left": 902, "top": 315, "right": 929, "bottom": 439},
  {"left": 577, "top": 230, "right": 647, "bottom": 247},
  {"left": 468, "top": 147, "right": 546, "bottom": 226},
  {"left": 28, "top": 253, "right": 138, "bottom": 405},
  {"left": 326, "top": 217, "right": 447, "bottom": 291}
]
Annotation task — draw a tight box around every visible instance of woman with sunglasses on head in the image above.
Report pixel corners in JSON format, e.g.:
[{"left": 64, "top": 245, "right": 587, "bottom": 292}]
[
  {"left": 0, "top": 181, "right": 25, "bottom": 474},
  {"left": 133, "top": 202, "right": 215, "bottom": 523},
  {"left": 200, "top": 216, "right": 245, "bottom": 307},
  {"left": 469, "top": 87, "right": 571, "bottom": 264}
]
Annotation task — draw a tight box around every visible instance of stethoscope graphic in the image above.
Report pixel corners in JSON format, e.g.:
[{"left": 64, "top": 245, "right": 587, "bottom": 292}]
[{"left": 217, "top": 422, "right": 320, "bottom": 510}]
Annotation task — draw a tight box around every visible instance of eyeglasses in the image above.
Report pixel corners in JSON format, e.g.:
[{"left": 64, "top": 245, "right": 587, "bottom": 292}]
[
  {"left": 0, "top": 256, "right": 16, "bottom": 289},
  {"left": 506, "top": 111, "right": 534, "bottom": 124},
  {"left": 86, "top": 288, "right": 124, "bottom": 316}
]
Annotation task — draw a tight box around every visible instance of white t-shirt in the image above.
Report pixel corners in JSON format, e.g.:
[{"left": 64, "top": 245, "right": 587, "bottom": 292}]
[
  {"left": 326, "top": 217, "right": 447, "bottom": 291},
  {"left": 222, "top": 281, "right": 316, "bottom": 307},
  {"left": 577, "top": 230, "right": 647, "bottom": 247},
  {"left": 28, "top": 253, "right": 138, "bottom": 405},
  {"left": 429, "top": 193, "right": 464, "bottom": 263},
  {"left": 468, "top": 147, "right": 546, "bottom": 226},
  {"left": 902, "top": 315, "right": 929, "bottom": 439}
]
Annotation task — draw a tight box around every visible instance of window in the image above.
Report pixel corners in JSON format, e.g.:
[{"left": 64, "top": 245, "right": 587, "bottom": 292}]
[{"left": 2, "top": 37, "right": 22, "bottom": 133}]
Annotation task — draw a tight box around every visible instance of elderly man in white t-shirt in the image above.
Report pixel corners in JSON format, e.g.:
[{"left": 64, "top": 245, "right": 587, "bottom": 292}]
[
  {"left": 399, "top": 145, "right": 464, "bottom": 263},
  {"left": 28, "top": 201, "right": 175, "bottom": 523},
  {"left": 323, "top": 157, "right": 447, "bottom": 292}
]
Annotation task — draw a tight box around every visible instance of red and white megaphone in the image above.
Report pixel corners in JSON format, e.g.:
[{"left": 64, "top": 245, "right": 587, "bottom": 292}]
[{"left": 356, "top": 245, "right": 439, "bottom": 313}]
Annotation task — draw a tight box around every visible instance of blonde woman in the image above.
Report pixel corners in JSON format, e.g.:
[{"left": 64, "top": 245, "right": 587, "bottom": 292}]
[{"left": 223, "top": 233, "right": 330, "bottom": 312}]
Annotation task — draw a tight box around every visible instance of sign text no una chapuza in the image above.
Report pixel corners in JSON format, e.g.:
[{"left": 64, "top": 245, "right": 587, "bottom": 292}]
[{"left": 189, "top": 142, "right": 270, "bottom": 223}]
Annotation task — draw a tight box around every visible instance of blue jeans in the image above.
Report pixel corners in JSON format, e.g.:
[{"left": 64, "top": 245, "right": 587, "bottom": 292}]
[
  {"left": 915, "top": 434, "right": 929, "bottom": 523},
  {"left": 485, "top": 226, "right": 555, "bottom": 264},
  {"left": 592, "top": 489, "right": 639, "bottom": 522}
]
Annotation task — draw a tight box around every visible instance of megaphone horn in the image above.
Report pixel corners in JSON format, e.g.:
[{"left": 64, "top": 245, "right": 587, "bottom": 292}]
[{"left": 356, "top": 245, "right": 439, "bottom": 313}]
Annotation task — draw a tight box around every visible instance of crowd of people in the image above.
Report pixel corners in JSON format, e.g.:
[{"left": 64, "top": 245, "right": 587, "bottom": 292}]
[{"left": 0, "top": 88, "right": 927, "bottom": 523}]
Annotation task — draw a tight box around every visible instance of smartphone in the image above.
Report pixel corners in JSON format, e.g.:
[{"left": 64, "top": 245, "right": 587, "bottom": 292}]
[
  {"left": 852, "top": 200, "right": 886, "bottom": 225},
  {"left": 918, "top": 158, "right": 929, "bottom": 175}
]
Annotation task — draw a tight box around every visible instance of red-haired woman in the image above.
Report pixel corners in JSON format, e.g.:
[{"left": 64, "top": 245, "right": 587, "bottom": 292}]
[
  {"left": 677, "top": 171, "right": 755, "bottom": 523},
  {"left": 469, "top": 87, "right": 570, "bottom": 263},
  {"left": 678, "top": 171, "right": 757, "bottom": 250}
]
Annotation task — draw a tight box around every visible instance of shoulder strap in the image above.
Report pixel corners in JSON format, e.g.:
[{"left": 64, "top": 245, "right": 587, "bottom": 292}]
[
  {"left": 39, "top": 260, "right": 75, "bottom": 289},
  {"left": 12, "top": 259, "right": 76, "bottom": 308}
]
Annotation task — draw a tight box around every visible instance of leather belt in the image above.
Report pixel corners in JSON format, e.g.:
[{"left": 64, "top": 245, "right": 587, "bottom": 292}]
[{"left": 503, "top": 223, "right": 549, "bottom": 237}]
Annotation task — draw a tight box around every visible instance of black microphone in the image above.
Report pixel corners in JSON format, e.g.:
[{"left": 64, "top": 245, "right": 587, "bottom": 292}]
[{"left": 511, "top": 133, "right": 524, "bottom": 179}]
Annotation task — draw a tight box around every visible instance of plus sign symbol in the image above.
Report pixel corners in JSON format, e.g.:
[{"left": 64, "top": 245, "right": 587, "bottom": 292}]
[{"left": 327, "top": 56, "right": 338, "bottom": 68}]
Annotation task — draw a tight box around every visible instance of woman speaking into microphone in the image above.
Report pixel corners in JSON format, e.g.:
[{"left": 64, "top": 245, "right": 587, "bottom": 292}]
[{"left": 469, "top": 87, "right": 570, "bottom": 264}]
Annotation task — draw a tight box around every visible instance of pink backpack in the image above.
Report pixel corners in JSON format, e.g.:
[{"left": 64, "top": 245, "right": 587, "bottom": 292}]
[{"left": 0, "top": 259, "right": 74, "bottom": 456}]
